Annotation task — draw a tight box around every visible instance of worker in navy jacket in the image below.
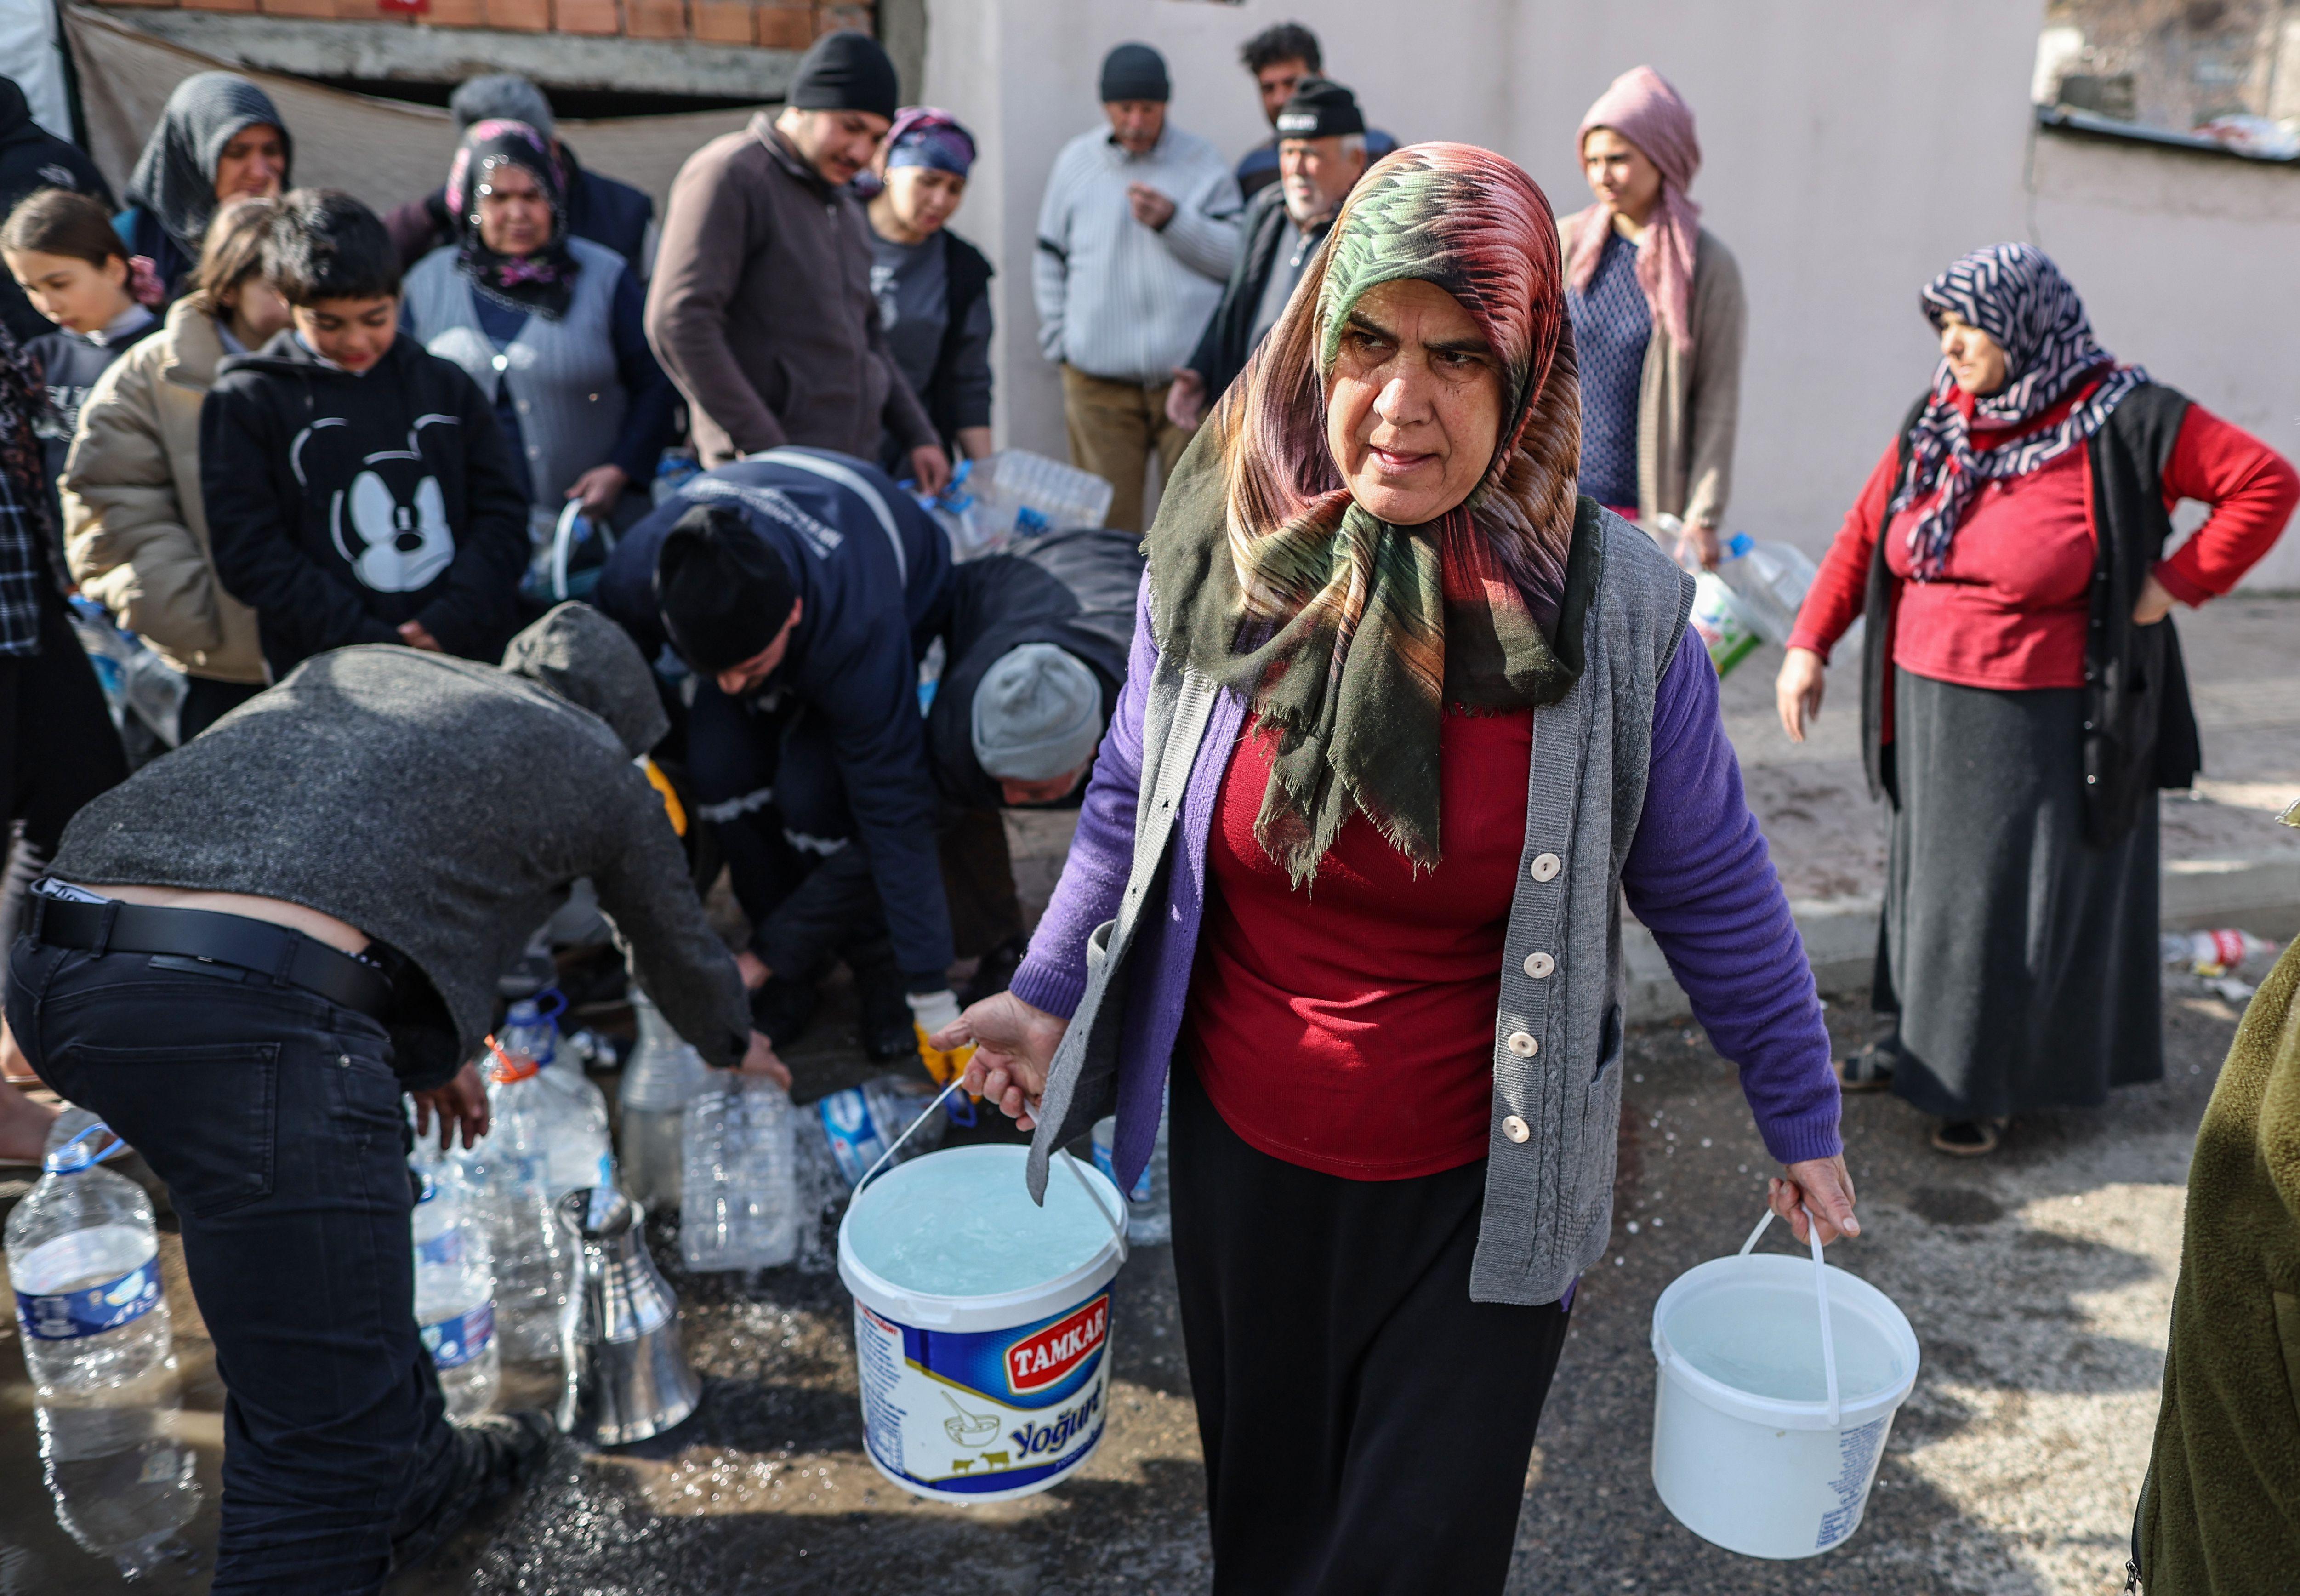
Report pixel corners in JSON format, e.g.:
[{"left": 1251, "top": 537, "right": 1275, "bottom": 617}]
[{"left": 598, "top": 448, "right": 956, "bottom": 1058}]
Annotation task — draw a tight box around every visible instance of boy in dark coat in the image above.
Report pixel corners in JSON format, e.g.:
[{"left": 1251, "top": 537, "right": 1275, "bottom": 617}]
[{"left": 201, "top": 189, "right": 528, "bottom": 675}]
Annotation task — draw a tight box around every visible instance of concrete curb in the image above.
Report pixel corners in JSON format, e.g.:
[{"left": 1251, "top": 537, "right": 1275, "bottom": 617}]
[{"left": 1623, "top": 853, "right": 2300, "bottom": 1023}]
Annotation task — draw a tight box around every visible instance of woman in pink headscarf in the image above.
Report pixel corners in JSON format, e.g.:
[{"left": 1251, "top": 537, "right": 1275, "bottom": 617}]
[{"left": 1562, "top": 65, "right": 1745, "bottom": 567}]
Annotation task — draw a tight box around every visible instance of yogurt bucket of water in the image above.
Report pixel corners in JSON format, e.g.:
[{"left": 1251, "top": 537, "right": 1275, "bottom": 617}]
[
  {"left": 838, "top": 1142, "right": 1128, "bottom": 1503},
  {"left": 1650, "top": 1208, "right": 1919, "bottom": 1559}
]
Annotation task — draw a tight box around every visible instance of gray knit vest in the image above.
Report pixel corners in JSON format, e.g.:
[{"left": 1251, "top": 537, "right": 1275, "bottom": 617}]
[
  {"left": 1027, "top": 512, "right": 1693, "bottom": 1305},
  {"left": 404, "top": 237, "right": 628, "bottom": 538}
]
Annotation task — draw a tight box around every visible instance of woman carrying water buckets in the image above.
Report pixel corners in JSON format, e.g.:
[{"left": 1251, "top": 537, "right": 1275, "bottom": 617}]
[{"left": 934, "top": 143, "right": 1854, "bottom": 1591}]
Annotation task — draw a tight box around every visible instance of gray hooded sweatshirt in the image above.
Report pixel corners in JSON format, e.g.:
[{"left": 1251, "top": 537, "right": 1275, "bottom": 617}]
[{"left": 50, "top": 604, "right": 750, "bottom": 1089}]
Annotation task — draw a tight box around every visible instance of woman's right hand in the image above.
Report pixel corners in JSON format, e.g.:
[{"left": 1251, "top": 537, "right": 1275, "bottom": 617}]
[
  {"left": 933, "top": 991, "right": 1068, "bottom": 1132},
  {"left": 1776, "top": 646, "right": 1826, "bottom": 743}
]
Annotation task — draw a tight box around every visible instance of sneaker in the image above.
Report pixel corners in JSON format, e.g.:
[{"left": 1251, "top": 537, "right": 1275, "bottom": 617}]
[
  {"left": 1930, "top": 1119, "right": 2003, "bottom": 1157},
  {"left": 389, "top": 1410, "right": 555, "bottom": 1574},
  {"left": 749, "top": 976, "right": 818, "bottom": 1049}
]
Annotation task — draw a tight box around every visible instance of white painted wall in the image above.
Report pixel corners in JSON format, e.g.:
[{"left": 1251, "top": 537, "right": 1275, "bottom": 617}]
[{"left": 928, "top": 0, "right": 2298, "bottom": 585}]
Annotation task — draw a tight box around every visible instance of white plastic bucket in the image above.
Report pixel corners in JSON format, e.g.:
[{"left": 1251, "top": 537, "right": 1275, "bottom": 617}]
[
  {"left": 838, "top": 1139, "right": 1129, "bottom": 1503},
  {"left": 1650, "top": 1208, "right": 1920, "bottom": 1558}
]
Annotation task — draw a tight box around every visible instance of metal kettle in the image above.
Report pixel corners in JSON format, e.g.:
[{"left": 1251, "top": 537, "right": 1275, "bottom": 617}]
[{"left": 554, "top": 1186, "right": 702, "bottom": 1446}]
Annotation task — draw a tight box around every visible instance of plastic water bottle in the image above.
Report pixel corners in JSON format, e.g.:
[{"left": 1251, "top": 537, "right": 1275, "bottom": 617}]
[
  {"left": 1090, "top": 1085, "right": 1172, "bottom": 1245},
  {"left": 974, "top": 449, "right": 1114, "bottom": 538},
  {"left": 814, "top": 1075, "right": 948, "bottom": 1189},
  {"left": 473, "top": 1032, "right": 573, "bottom": 1360},
  {"left": 680, "top": 1075, "right": 799, "bottom": 1271},
  {"left": 619, "top": 987, "right": 712, "bottom": 1216},
  {"left": 1714, "top": 533, "right": 1820, "bottom": 646},
  {"left": 66, "top": 595, "right": 188, "bottom": 747},
  {"left": 495, "top": 997, "right": 615, "bottom": 1201},
  {"left": 7, "top": 1120, "right": 197, "bottom": 1573},
  {"left": 2161, "top": 929, "right": 2279, "bottom": 977},
  {"left": 409, "top": 1149, "right": 499, "bottom": 1424}
]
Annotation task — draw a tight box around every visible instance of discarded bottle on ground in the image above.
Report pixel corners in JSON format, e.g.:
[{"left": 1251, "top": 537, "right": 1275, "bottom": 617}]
[
  {"left": 815, "top": 1075, "right": 949, "bottom": 1188},
  {"left": 681, "top": 1074, "right": 798, "bottom": 1271},
  {"left": 620, "top": 986, "right": 712, "bottom": 1215},
  {"left": 2161, "top": 928, "right": 2280, "bottom": 977},
  {"left": 1090, "top": 1086, "right": 1172, "bottom": 1245},
  {"left": 409, "top": 1145, "right": 499, "bottom": 1423},
  {"left": 8, "top": 1120, "right": 199, "bottom": 1574}
]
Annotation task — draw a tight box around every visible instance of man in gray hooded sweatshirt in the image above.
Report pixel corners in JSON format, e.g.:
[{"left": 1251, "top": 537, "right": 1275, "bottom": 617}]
[{"left": 6, "top": 604, "right": 774, "bottom": 1594}]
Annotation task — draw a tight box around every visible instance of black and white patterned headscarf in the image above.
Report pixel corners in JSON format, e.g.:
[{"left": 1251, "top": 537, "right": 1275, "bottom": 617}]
[{"left": 1890, "top": 242, "right": 2146, "bottom": 579}]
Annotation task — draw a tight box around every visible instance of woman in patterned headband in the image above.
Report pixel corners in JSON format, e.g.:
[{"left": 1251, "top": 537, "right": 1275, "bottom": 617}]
[
  {"left": 1780, "top": 242, "right": 2297, "bottom": 1157},
  {"left": 936, "top": 143, "right": 1849, "bottom": 1589},
  {"left": 863, "top": 108, "right": 994, "bottom": 469},
  {"left": 402, "top": 119, "right": 676, "bottom": 552}
]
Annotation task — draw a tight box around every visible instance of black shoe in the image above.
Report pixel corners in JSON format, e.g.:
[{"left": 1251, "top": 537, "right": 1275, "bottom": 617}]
[
  {"left": 958, "top": 936, "right": 1027, "bottom": 1008},
  {"left": 749, "top": 975, "right": 818, "bottom": 1049},
  {"left": 854, "top": 967, "right": 916, "bottom": 1062},
  {"left": 390, "top": 1410, "right": 555, "bottom": 1574}
]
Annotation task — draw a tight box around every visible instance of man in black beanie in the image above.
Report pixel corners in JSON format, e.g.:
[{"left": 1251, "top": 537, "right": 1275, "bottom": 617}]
[
  {"left": 647, "top": 32, "right": 949, "bottom": 493},
  {"left": 1170, "top": 78, "right": 1374, "bottom": 426},
  {"left": 597, "top": 448, "right": 964, "bottom": 1066}
]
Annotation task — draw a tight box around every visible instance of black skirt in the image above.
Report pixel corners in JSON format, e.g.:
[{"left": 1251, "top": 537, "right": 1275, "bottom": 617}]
[
  {"left": 1877, "top": 669, "right": 2163, "bottom": 1118},
  {"left": 1167, "top": 1057, "right": 1572, "bottom": 1596}
]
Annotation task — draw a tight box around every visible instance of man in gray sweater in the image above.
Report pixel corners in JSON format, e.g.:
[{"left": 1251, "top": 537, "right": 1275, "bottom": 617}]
[
  {"left": 6, "top": 604, "right": 774, "bottom": 1594},
  {"left": 645, "top": 30, "right": 948, "bottom": 494}
]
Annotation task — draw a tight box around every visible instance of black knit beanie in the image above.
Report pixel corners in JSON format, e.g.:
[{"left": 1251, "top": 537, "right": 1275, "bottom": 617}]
[
  {"left": 1275, "top": 79, "right": 1366, "bottom": 140},
  {"left": 654, "top": 505, "right": 799, "bottom": 676},
  {"left": 787, "top": 30, "right": 900, "bottom": 122},
  {"left": 1099, "top": 42, "right": 1170, "bottom": 104}
]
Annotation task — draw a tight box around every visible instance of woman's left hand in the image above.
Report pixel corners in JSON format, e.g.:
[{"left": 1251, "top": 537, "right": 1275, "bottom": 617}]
[
  {"left": 2132, "top": 571, "right": 2176, "bottom": 627},
  {"left": 1770, "top": 1154, "right": 1859, "bottom": 1245},
  {"left": 1674, "top": 521, "right": 1722, "bottom": 571},
  {"left": 567, "top": 464, "right": 631, "bottom": 520}
]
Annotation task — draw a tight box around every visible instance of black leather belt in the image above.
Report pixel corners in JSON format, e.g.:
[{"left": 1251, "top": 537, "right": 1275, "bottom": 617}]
[{"left": 30, "top": 896, "right": 394, "bottom": 1020}]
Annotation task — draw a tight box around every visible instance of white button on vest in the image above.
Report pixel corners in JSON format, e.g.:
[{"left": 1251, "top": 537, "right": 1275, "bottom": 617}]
[
  {"left": 1502, "top": 1115, "right": 1531, "bottom": 1143},
  {"left": 491, "top": 353, "right": 509, "bottom": 371},
  {"left": 1529, "top": 852, "right": 1561, "bottom": 882},
  {"left": 1524, "top": 951, "right": 1555, "bottom": 979},
  {"left": 1506, "top": 1030, "right": 1538, "bottom": 1057}
]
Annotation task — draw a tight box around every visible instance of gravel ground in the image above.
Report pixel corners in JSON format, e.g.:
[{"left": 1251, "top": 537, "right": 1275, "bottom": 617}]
[{"left": 0, "top": 964, "right": 2249, "bottom": 1595}]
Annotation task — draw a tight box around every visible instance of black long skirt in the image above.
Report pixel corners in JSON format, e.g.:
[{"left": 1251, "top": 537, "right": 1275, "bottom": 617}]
[
  {"left": 1167, "top": 1056, "right": 1572, "bottom": 1595},
  {"left": 1876, "top": 669, "right": 2163, "bottom": 1119}
]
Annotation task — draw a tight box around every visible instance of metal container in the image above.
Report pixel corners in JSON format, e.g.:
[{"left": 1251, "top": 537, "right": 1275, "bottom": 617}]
[{"left": 553, "top": 1187, "right": 701, "bottom": 1446}]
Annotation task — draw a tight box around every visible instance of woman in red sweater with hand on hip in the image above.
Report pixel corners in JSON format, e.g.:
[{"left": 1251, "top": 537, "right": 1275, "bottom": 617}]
[{"left": 1778, "top": 242, "right": 2297, "bottom": 1158}]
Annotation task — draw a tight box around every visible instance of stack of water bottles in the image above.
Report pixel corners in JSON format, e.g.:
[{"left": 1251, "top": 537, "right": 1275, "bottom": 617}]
[
  {"left": 409, "top": 1142, "right": 499, "bottom": 1423},
  {"left": 680, "top": 1073, "right": 951, "bottom": 1275},
  {"left": 6, "top": 1112, "right": 199, "bottom": 1576},
  {"left": 918, "top": 449, "right": 1114, "bottom": 560}
]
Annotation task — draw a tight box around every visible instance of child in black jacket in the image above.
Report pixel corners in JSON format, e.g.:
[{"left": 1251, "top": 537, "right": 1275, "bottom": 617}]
[{"left": 201, "top": 189, "right": 527, "bottom": 674}]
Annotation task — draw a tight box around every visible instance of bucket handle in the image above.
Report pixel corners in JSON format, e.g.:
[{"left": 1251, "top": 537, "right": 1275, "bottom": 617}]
[
  {"left": 1738, "top": 1205, "right": 1841, "bottom": 1429},
  {"left": 851, "top": 1076, "right": 1131, "bottom": 1267}
]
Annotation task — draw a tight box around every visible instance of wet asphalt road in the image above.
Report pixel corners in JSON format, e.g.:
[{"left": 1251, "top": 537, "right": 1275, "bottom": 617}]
[{"left": 0, "top": 969, "right": 2247, "bottom": 1595}]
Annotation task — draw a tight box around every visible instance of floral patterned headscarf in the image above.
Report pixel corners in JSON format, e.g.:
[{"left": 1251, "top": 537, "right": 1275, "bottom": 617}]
[
  {"left": 447, "top": 119, "right": 578, "bottom": 319},
  {"left": 1149, "top": 142, "right": 1585, "bottom": 883}
]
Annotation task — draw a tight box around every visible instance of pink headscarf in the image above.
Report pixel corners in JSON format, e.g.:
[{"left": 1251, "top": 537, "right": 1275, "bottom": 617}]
[{"left": 1565, "top": 66, "right": 1702, "bottom": 352}]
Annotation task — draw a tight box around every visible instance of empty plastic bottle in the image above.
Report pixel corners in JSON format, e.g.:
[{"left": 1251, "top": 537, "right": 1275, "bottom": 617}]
[
  {"left": 495, "top": 996, "right": 615, "bottom": 1201},
  {"left": 2162, "top": 928, "right": 2280, "bottom": 976},
  {"left": 974, "top": 448, "right": 1114, "bottom": 537},
  {"left": 1090, "top": 1084, "right": 1172, "bottom": 1245},
  {"left": 680, "top": 1075, "right": 799, "bottom": 1271},
  {"left": 37, "top": 1392, "right": 199, "bottom": 1579},
  {"left": 814, "top": 1075, "right": 948, "bottom": 1188},
  {"left": 619, "top": 987, "right": 712, "bottom": 1216},
  {"left": 409, "top": 1150, "right": 499, "bottom": 1424},
  {"left": 1714, "top": 533, "right": 1820, "bottom": 646},
  {"left": 473, "top": 1031, "right": 573, "bottom": 1360}
]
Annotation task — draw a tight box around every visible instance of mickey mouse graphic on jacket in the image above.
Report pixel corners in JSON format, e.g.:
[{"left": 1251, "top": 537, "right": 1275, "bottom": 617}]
[{"left": 202, "top": 322, "right": 528, "bottom": 675}]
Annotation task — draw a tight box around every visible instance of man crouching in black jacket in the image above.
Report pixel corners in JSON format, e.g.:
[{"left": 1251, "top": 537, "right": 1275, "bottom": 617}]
[
  {"left": 201, "top": 188, "right": 529, "bottom": 677},
  {"left": 6, "top": 605, "right": 781, "bottom": 1594}
]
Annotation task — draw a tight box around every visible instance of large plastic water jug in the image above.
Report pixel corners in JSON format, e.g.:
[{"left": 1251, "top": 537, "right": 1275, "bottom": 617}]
[{"left": 1650, "top": 1208, "right": 1919, "bottom": 1559}]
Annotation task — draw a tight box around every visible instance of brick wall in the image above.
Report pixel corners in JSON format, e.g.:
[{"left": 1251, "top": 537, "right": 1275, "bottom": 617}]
[{"left": 91, "top": 0, "right": 872, "bottom": 51}]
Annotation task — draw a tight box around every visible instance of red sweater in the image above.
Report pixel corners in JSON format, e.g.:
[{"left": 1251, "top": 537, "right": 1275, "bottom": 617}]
[
  {"left": 1789, "top": 397, "right": 2298, "bottom": 686},
  {"left": 1186, "top": 708, "right": 1532, "bottom": 1180}
]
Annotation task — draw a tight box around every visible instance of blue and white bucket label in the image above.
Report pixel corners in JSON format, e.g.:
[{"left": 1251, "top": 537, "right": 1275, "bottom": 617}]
[
  {"left": 15, "top": 1258, "right": 161, "bottom": 1341},
  {"left": 820, "top": 1090, "right": 889, "bottom": 1187},
  {"left": 420, "top": 1304, "right": 495, "bottom": 1370},
  {"left": 853, "top": 1292, "right": 1110, "bottom": 1497}
]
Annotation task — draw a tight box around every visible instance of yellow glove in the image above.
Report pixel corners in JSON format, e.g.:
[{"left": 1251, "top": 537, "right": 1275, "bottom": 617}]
[{"left": 906, "top": 989, "right": 975, "bottom": 1087}]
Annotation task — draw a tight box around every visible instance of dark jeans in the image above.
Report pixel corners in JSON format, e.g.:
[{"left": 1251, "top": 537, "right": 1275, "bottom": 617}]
[
  {"left": 1169, "top": 1056, "right": 1573, "bottom": 1595},
  {"left": 6, "top": 938, "right": 461, "bottom": 1596}
]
